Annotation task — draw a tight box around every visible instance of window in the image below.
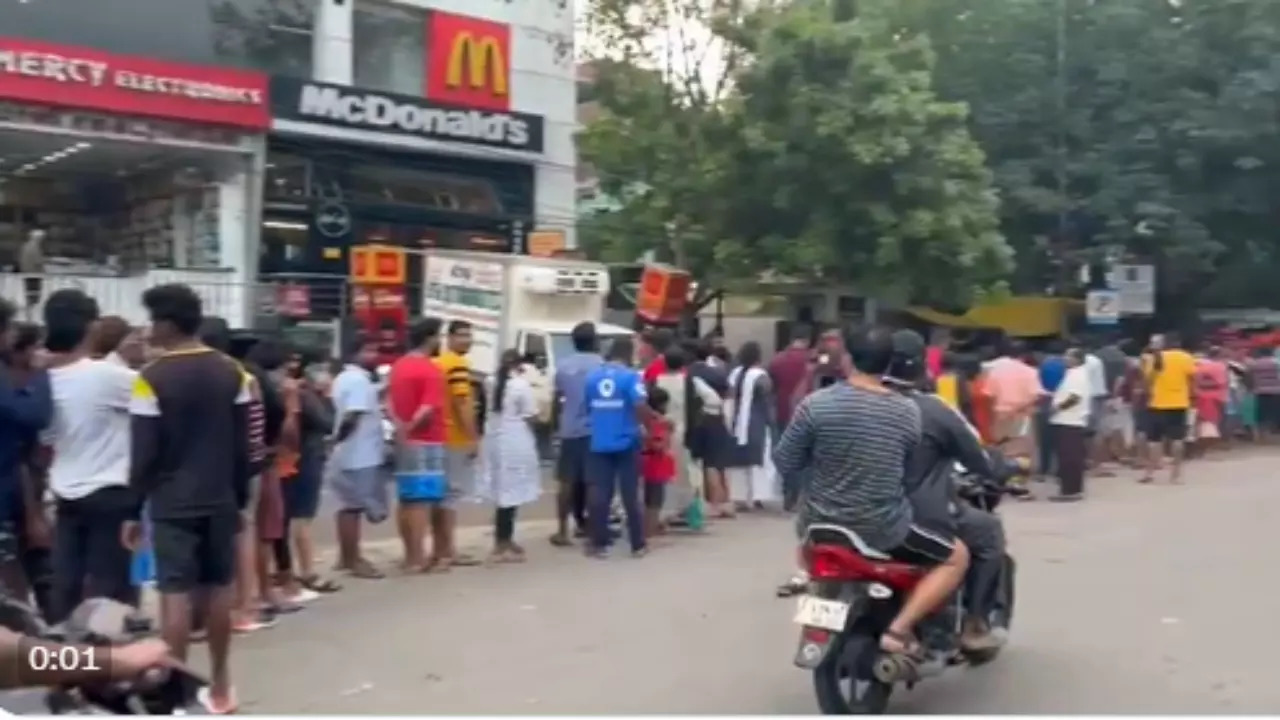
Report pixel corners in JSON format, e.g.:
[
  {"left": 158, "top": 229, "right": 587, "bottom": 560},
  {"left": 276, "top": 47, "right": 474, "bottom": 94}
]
[
  {"left": 0, "top": 0, "right": 314, "bottom": 73},
  {"left": 209, "top": 0, "right": 315, "bottom": 76},
  {"left": 353, "top": 2, "right": 426, "bottom": 95},
  {"left": 264, "top": 153, "right": 311, "bottom": 201}
]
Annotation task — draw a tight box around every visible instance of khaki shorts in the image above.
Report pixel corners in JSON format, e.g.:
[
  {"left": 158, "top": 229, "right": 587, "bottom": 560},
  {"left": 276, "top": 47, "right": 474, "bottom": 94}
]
[{"left": 443, "top": 449, "right": 477, "bottom": 506}]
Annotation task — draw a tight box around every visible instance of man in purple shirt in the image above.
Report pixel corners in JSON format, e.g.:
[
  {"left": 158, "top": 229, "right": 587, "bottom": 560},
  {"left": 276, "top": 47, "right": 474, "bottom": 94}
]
[{"left": 550, "top": 322, "right": 603, "bottom": 546}]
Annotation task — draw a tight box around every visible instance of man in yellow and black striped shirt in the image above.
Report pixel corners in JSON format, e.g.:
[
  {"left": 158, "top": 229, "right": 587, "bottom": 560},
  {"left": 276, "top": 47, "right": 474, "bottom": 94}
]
[{"left": 431, "top": 320, "right": 479, "bottom": 566}]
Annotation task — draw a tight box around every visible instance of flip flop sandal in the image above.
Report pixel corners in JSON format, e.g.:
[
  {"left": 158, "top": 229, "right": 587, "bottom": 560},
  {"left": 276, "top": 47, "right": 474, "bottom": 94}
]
[
  {"left": 347, "top": 563, "right": 385, "bottom": 580},
  {"left": 450, "top": 554, "right": 481, "bottom": 567},
  {"left": 881, "top": 629, "right": 927, "bottom": 661},
  {"left": 549, "top": 534, "right": 573, "bottom": 547},
  {"left": 196, "top": 686, "right": 239, "bottom": 715},
  {"left": 298, "top": 574, "right": 342, "bottom": 593}
]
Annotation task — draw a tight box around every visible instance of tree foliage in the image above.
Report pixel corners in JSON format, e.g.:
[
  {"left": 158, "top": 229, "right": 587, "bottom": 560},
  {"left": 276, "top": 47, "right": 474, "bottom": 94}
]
[
  {"left": 579, "top": 0, "right": 1011, "bottom": 307},
  {"left": 886, "top": 0, "right": 1280, "bottom": 313},
  {"left": 582, "top": 0, "right": 1280, "bottom": 314}
]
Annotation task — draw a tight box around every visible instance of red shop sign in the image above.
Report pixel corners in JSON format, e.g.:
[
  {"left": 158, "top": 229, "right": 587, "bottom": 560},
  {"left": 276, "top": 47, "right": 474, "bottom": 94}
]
[{"left": 0, "top": 38, "right": 269, "bottom": 130}]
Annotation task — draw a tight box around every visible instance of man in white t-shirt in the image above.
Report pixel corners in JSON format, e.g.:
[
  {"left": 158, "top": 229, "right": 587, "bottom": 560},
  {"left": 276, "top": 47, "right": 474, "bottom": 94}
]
[
  {"left": 1049, "top": 349, "right": 1091, "bottom": 502},
  {"left": 41, "top": 289, "right": 138, "bottom": 622}
]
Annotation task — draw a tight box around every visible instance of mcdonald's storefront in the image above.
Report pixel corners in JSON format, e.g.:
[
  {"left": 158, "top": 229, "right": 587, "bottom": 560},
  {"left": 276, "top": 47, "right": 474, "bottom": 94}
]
[{"left": 257, "top": 4, "right": 575, "bottom": 307}]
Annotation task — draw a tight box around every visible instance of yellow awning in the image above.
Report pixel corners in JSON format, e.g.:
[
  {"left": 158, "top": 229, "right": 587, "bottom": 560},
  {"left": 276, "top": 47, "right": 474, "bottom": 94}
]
[{"left": 906, "top": 297, "right": 1081, "bottom": 338}]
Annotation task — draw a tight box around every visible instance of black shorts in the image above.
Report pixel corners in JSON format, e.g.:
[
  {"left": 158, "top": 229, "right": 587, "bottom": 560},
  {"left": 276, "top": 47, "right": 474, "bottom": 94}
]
[
  {"left": 556, "top": 436, "right": 590, "bottom": 486},
  {"left": 695, "top": 419, "right": 732, "bottom": 470},
  {"left": 887, "top": 523, "right": 956, "bottom": 566},
  {"left": 1148, "top": 409, "right": 1188, "bottom": 443},
  {"left": 284, "top": 446, "right": 325, "bottom": 520},
  {"left": 152, "top": 513, "right": 238, "bottom": 593},
  {"left": 643, "top": 482, "right": 666, "bottom": 510}
]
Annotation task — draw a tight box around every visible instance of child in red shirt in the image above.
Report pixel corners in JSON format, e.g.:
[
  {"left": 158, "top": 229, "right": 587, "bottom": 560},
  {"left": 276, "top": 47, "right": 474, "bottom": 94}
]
[{"left": 641, "top": 387, "right": 675, "bottom": 541}]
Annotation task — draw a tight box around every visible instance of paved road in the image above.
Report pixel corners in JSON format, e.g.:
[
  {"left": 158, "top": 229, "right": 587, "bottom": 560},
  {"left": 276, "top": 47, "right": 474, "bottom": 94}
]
[{"left": 194, "top": 451, "right": 1280, "bottom": 714}]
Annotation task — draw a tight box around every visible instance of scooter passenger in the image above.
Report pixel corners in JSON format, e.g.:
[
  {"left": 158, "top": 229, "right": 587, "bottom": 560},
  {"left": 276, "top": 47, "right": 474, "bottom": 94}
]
[{"left": 883, "top": 330, "right": 1008, "bottom": 653}]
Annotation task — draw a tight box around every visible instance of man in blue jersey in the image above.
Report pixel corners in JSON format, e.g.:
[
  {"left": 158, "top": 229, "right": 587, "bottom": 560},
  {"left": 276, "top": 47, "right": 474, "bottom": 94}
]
[{"left": 583, "top": 337, "right": 654, "bottom": 558}]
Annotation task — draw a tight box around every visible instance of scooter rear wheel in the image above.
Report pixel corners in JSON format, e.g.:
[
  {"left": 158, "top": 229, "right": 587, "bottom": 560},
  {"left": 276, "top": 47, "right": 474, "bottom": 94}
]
[{"left": 813, "top": 633, "right": 893, "bottom": 715}]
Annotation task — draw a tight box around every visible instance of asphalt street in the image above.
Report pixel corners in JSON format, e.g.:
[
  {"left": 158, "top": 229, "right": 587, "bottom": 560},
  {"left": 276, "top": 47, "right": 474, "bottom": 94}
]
[{"left": 191, "top": 450, "right": 1280, "bottom": 714}]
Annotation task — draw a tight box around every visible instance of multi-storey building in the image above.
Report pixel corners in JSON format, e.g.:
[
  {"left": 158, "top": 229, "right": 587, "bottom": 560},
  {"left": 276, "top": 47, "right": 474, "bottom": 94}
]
[{"left": 0, "top": 0, "right": 577, "bottom": 328}]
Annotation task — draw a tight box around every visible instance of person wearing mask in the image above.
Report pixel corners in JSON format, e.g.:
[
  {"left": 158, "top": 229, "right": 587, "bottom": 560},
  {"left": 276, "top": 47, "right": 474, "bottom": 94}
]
[
  {"left": 1049, "top": 348, "right": 1091, "bottom": 501},
  {"left": 767, "top": 326, "right": 812, "bottom": 429},
  {"left": 329, "top": 336, "right": 388, "bottom": 579},
  {"left": 774, "top": 325, "right": 970, "bottom": 660},
  {"left": 429, "top": 320, "right": 480, "bottom": 569},
  {"left": 583, "top": 337, "right": 654, "bottom": 558},
  {"left": 127, "top": 284, "right": 250, "bottom": 714},
  {"left": 1141, "top": 333, "right": 1197, "bottom": 484},
  {"left": 550, "top": 322, "right": 601, "bottom": 547},
  {"left": 385, "top": 320, "right": 447, "bottom": 573},
  {"left": 39, "top": 290, "right": 138, "bottom": 622},
  {"left": 883, "top": 330, "right": 1009, "bottom": 651},
  {"left": 477, "top": 350, "right": 541, "bottom": 562},
  {"left": 0, "top": 300, "right": 52, "bottom": 604}
]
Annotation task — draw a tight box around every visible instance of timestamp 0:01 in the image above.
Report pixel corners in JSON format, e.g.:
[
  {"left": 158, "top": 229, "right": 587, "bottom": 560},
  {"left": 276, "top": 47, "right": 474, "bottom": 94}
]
[{"left": 19, "top": 642, "right": 106, "bottom": 684}]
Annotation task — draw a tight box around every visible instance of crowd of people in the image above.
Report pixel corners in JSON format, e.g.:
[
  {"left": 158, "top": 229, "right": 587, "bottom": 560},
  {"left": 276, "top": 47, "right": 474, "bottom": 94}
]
[
  {"left": 5, "top": 275, "right": 1279, "bottom": 703},
  {"left": 925, "top": 331, "right": 1278, "bottom": 502}
]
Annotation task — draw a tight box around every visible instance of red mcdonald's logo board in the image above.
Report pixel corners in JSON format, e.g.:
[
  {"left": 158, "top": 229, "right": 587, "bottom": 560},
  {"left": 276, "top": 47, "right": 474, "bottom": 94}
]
[{"left": 425, "top": 10, "right": 512, "bottom": 112}]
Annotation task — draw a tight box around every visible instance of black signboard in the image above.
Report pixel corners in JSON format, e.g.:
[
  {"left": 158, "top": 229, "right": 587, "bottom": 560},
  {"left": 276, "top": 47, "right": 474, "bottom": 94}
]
[{"left": 269, "top": 77, "right": 544, "bottom": 154}]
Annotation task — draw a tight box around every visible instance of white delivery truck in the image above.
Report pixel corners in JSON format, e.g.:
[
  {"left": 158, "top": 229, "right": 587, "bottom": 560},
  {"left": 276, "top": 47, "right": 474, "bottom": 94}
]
[{"left": 421, "top": 250, "right": 635, "bottom": 378}]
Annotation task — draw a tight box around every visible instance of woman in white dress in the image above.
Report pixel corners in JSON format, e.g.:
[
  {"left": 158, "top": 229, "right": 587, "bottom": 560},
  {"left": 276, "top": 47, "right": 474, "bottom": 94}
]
[{"left": 477, "top": 350, "right": 542, "bottom": 562}]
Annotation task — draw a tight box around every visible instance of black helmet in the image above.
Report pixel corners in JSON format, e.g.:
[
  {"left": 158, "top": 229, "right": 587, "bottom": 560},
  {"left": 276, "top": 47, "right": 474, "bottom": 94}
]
[{"left": 885, "top": 329, "right": 927, "bottom": 385}]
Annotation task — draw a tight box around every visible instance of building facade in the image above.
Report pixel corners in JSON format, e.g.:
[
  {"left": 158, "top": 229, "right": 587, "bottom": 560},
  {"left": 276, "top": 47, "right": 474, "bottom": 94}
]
[{"left": 0, "top": 0, "right": 577, "bottom": 328}]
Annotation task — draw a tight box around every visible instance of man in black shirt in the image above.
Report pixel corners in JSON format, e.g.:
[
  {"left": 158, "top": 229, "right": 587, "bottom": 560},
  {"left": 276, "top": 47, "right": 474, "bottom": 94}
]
[{"left": 126, "top": 284, "right": 249, "bottom": 714}]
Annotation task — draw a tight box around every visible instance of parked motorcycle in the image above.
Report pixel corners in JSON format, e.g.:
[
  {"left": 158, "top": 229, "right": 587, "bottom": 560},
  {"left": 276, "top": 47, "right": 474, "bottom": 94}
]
[
  {"left": 792, "top": 469, "right": 1021, "bottom": 714},
  {"left": 0, "top": 596, "right": 208, "bottom": 715}
]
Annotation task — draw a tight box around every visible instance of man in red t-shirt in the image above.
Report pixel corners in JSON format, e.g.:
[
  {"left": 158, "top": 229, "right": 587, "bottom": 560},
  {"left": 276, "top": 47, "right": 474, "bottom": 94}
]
[
  {"left": 386, "top": 318, "right": 446, "bottom": 573},
  {"left": 768, "top": 326, "right": 811, "bottom": 427}
]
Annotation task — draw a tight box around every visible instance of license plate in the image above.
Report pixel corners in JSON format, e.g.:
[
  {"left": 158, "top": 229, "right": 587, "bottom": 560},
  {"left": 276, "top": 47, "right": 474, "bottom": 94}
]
[{"left": 793, "top": 595, "right": 851, "bottom": 631}]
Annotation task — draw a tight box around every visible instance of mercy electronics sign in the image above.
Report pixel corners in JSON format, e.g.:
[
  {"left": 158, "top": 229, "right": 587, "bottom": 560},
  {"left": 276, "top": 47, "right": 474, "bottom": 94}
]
[{"left": 270, "top": 78, "right": 544, "bottom": 154}]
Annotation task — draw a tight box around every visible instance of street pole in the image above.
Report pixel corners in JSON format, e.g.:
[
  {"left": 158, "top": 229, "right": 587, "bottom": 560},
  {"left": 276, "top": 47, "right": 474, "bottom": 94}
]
[{"left": 1054, "top": 0, "right": 1071, "bottom": 292}]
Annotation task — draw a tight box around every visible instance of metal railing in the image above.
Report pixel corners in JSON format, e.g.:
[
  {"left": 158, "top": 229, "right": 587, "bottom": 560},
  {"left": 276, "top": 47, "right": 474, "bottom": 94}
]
[{"left": 0, "top": 270, "right": 425, "bottom": 330}]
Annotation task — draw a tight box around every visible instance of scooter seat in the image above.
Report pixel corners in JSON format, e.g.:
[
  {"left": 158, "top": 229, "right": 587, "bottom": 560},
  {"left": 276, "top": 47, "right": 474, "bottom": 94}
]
[{"left": 803, "top": 523, "right": 893, "bottom": 560}]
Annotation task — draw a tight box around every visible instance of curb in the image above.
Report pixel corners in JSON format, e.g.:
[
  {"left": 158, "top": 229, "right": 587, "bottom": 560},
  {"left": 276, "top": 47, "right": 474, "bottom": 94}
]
[{"left": 137, "top": 518, "right": 563, "bottom": 616}]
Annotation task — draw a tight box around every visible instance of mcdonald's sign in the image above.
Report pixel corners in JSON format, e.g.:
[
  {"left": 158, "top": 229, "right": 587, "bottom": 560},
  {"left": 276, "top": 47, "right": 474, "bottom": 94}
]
[{"left": 427, "top": 11, "right": 511, "bottom": 112}]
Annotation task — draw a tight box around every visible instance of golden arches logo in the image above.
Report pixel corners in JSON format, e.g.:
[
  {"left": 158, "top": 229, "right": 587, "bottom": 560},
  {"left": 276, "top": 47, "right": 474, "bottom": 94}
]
[{"left": 444, "top": 33, "right": 508, "bottom": 97}]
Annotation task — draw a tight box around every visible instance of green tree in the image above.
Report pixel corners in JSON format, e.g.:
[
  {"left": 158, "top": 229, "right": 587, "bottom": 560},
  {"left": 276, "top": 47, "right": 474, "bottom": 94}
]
[
  {"left": 887, "top": 0, "right": 1280, "bottom": 314},
  {"left": 577, "top": 1, "right": 746, "bottom": 282},
  {"left": 580, "top": 0, "right": 1012, "bottom": 309},
  {"left": 712, "top": 1, "right": 1012, "bottom": 308}
]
